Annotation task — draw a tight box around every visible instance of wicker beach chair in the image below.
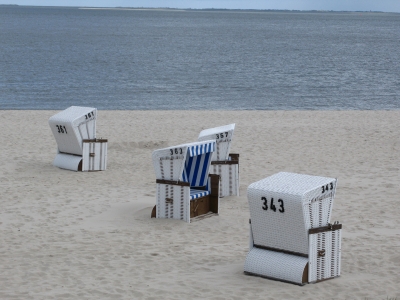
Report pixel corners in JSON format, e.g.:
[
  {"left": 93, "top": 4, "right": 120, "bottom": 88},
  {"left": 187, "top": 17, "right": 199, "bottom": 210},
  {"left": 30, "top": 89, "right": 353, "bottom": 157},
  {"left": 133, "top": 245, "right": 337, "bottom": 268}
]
[
  {"left": 48, "top": 106, "right": 108, "bottom": 171},
  {"left": 244, "top": 172, "right": 342, "bottom": 285},
  {"left": 151, "top": 140, "right": 220, "bottom": 223},
  {"left": 198, "top": 124, "right": 239, "bottom": 197}
]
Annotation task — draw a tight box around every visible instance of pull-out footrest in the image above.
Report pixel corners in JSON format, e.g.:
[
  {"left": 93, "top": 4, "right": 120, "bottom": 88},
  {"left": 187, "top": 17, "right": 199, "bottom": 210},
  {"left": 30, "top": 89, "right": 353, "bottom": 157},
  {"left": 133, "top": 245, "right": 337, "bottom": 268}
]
[
  {"left": 53, "top": 153, "right": 83, "bottom": 171},
  {"left": 244, "top": 247, "right": 309, "bottom": 285}
]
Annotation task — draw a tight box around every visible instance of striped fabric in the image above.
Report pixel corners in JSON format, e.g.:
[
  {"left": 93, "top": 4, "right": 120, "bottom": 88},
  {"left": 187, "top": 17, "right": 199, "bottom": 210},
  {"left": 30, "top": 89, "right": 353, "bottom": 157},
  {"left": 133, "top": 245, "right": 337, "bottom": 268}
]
[
  {"left": 187, "top": 142, "right": 215, "bottom": 157},
  {"left": 182, "top": 142, "right": 214, "bottom": 187},
  {"left": 190, "top": 189, "right": 210, "bottom": 200}
]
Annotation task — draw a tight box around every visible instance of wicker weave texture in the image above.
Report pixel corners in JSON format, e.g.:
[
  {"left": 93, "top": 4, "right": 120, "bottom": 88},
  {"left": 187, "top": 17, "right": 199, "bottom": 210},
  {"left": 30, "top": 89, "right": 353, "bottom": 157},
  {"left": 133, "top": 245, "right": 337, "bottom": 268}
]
[
  {"left": 248, "top": 172, "right": 337, "bottom": 255},
  {"left": 249, "top": 223, "right": 254, "bottom": 250},
  {"left": 82, "top": 140, "right": 108, "bottom": 171},
  {"left": 308, "top": 229, "right": 341, "bottom": 282},
  {"left": 152, "top": 150, "right": 186, "bottom": 182},
  {"left": 210, "top": 164, "right": 239, "bottom": 197},
  {"left": 212, "top": 139, "right": 232, "bottom": 161},
  {"left": 53, "top": 153, "right": 82, "bottom": 171},
  {"left": 244, "top": 247, "right": 308, "bottom": 285},
  {"left": 156, "top": 184, "right": 190, "bottom": 222},
  {"left": 49, "top": 106, "right": 97, "bottom": 156},
  {"left": 304, "top": 187, "right": 336, "bottom": 229},
  {"left": 198, "top": 124, "right": 235, "bottom": 161}
]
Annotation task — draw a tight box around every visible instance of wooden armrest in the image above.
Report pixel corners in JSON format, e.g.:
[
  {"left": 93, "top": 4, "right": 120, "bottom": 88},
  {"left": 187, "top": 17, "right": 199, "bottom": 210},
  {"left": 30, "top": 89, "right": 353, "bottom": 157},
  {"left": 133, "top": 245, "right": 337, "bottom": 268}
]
[
  {"left": 309, "top": 223, "right": 342, "bottom": 234},
  {"left": 82, "top": 138, "right": 108, "bottom": 143},
  {"left": 156, "top": 179, "right": 190, "bottom": 187},
  {"left": 211, "top": 153, "right": 239, "bottom": 165},
  {"left": 229, "top": 153, "right": 239, "bottom": 161}
]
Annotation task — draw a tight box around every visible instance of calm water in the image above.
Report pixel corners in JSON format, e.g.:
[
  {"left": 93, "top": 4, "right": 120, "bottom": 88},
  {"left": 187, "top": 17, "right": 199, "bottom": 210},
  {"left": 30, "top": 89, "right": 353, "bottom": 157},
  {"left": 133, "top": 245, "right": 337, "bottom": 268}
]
[{"left": 1, "top": 6, "right": 399, "bottom": 110}]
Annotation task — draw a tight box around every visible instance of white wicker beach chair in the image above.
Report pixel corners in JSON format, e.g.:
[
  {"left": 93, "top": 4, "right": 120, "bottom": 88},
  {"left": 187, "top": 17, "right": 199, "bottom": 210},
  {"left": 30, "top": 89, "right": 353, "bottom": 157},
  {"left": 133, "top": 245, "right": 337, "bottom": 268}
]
[
  {"left": 48, "top": 106, "right": 108, "bottom": 171},
  {"left": 151, "top": 140, "right": 220, "bottom": 223},
  {"left": 244, "top": 172, "right": 342, "bottom": 285},
  {"left": 198, "top": 124, "right": 239, "bottom": 197}
]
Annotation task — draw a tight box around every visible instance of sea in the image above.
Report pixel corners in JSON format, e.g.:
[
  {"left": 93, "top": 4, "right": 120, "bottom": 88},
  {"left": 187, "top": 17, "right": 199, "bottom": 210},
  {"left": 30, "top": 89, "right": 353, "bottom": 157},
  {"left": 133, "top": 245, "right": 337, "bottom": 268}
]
[{"left": 0, "top": 5, "right": 399, "bottom": 110}]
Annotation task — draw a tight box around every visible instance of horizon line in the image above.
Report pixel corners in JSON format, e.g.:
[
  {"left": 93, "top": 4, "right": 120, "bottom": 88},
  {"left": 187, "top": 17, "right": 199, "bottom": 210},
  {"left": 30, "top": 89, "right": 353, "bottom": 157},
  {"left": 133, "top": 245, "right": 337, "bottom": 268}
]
[{"left": 1, "top": 4, "right": 400, "bottom": 14}]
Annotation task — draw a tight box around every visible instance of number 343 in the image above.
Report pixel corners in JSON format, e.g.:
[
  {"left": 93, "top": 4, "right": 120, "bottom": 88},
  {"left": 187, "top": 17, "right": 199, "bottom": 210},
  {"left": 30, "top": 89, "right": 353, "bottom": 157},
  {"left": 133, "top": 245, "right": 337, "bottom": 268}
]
[{"left": 261, "top": 197, "right": 284, "bottom": 213}]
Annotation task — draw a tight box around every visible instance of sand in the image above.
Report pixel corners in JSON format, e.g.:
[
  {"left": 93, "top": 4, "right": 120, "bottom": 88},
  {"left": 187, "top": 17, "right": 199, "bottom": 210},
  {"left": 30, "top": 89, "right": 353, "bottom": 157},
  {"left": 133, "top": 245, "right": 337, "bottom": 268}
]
[{"left": 0, "top": 110, "right": 399, "bottom": 299}]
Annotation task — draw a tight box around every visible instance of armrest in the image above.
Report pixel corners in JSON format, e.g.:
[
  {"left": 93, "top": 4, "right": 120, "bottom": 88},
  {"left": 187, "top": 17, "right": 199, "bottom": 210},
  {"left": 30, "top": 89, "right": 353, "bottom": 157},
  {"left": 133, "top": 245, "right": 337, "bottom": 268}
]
[
  {"left": 155, "top": 179, "right": 190, "bottom": 187},
  {"left": 308, "top": 222, "right": 342, "bottom": 234},
  {"left": 229, "top": 153, "right": 239, "bottom": 162},
  {"left": 211, "top": 153, "right": 239, "bottom": 165},
  {"left": 82, "top": 138, "right": 108, "bottom": 143}
]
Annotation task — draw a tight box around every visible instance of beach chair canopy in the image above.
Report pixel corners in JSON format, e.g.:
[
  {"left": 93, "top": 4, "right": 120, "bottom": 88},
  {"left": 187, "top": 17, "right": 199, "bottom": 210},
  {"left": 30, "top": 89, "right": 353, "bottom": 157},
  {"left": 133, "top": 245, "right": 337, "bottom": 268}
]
[
  {"left": 248, "top": 172, "right": 337, "bottom": 255},
  {"left": 152, "top": 140, "right": 216, "bottom": 188},
  {"left": 198, "top": 123, "right": 235, "bottom": 161},
  {"left": 49, "top": 106, "right": 97, "bottom": 156}
]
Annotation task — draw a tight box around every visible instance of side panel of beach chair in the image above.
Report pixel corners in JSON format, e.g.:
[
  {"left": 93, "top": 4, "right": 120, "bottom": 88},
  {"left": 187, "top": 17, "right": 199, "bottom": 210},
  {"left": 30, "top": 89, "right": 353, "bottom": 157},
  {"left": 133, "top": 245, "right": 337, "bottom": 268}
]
[
  {"left": 152, "top": 145, "right": 189, "bottom": 221},
  {"left": 198, "top": 124, "right": 239, "bottom": 197},
  {"left": 152, "top": 141, "right": 218, "bottom": 223},
  {"left": 82, "top": 139, "right": 108, "bottom": 171},
  {"left": 210, "top": 153, "right": 239, "bottom": 197},
  {"left": 308, "top": 224, "right": 342, "bottom": 283},
  {"left": 245, "top": 172, "right": 342, "bottom": 285},
  {"left": 156, "top": 182, "right": 191, "bottom": 222}
]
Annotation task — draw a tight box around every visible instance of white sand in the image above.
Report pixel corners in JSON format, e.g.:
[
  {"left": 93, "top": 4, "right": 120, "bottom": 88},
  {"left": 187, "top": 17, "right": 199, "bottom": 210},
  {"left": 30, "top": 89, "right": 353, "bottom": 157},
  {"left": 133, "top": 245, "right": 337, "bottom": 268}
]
[{"left": 0, "top": 110, "right": 399, "bottom": 299}]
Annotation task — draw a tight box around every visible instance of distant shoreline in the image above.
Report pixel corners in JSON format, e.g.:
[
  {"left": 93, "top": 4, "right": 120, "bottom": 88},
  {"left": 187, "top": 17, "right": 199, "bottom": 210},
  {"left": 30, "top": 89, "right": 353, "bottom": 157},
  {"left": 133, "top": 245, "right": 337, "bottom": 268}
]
[{"left": 1, "top": 4, "right": 398, "bottom": 14}]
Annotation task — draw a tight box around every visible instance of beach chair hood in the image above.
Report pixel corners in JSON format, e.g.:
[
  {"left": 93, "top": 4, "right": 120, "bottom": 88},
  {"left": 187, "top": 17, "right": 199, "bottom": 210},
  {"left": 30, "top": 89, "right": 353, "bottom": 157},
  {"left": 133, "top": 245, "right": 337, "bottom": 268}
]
[
  {"left": 247, "top": 172, "right": 337, "bottom": 255},
  {"left": 198, "top": 123, "right": 235, "bottom": 161},
  {"left": 152, "top": 140, "right": 216, "bottom": 187},
  {"left": 49, "top": 106, "right": 97, "bottom": 156}
]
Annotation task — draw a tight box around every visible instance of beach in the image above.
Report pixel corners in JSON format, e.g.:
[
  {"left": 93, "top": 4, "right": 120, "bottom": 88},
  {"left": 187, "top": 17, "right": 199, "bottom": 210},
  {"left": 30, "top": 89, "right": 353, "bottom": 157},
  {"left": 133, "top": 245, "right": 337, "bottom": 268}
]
[{"left": 0, "top": 110, "right": 399, "bottom": 299}]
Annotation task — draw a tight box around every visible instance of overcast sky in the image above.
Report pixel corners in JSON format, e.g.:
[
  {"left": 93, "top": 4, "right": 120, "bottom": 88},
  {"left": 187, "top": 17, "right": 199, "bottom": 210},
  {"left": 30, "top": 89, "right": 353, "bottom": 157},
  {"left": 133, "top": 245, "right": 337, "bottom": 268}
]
[{"left": 1, "top": 0, "right": 400, "bottom": 13}]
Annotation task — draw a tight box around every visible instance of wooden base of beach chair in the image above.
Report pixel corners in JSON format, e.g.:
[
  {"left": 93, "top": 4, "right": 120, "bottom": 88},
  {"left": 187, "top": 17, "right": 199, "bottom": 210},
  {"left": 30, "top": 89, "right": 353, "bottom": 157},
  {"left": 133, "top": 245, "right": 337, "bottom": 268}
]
[
  {"left": 190, "top": 196, "right": 210, "bottom": 218},
  {"left": 189, "top": 190, "right": 218, "bottom": 218},
  {"left": 150, "top": 197, "right": 218, "bottom": 220},
  {"left": 151, "top": 205, "right": 156, "bottom": 218},
  {"left": 190, "top": 211, "right": 217, "bottom": 222},
  {"left": 189, "top": 173, "right": 219, "bottom": 219}
]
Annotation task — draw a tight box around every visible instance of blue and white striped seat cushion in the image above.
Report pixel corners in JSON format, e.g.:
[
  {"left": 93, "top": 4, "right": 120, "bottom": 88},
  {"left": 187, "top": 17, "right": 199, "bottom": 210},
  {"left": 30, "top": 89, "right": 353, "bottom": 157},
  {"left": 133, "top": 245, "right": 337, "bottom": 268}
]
[{"left": 190, "top": 189, "right": 210, "bottom": 200}]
